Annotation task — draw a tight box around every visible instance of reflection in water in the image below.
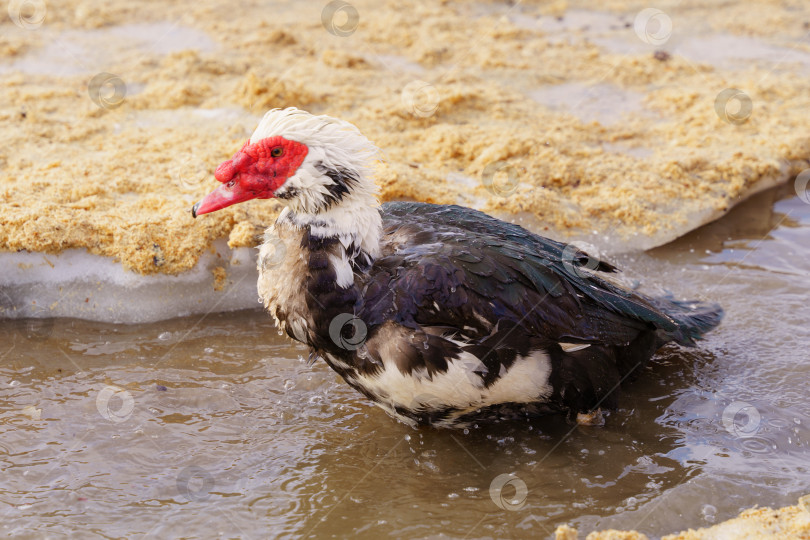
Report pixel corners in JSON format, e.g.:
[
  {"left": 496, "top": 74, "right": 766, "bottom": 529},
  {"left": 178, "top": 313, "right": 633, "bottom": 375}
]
[{"left": 1, "top": 184, "right": 809, "bottom": 538}]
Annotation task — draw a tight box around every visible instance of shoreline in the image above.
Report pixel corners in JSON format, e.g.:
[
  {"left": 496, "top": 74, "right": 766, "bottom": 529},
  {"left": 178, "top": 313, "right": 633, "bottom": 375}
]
[
  {"left": 554, "top": 495, "right": 810, "bottom": 539},
  {"left": 3, "top": 1, "right": 809, "bottom": 276}
]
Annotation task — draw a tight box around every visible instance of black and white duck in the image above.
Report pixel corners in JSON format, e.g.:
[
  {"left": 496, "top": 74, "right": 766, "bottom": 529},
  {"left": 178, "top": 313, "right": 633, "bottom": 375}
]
[{"left": 192, "top": 108, "right": 723, "bottom": 428}]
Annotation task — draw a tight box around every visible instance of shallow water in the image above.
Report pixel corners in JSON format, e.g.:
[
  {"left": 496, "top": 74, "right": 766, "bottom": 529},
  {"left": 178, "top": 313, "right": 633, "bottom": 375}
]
[{"left": 2, "top": 183, "right": 809, "bottom": 538}]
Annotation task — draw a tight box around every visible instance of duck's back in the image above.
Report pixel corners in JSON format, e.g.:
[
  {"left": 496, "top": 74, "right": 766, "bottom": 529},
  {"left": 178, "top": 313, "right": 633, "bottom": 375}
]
[{"left": 371, "top": 201, "right": 716, "bottom": 346}]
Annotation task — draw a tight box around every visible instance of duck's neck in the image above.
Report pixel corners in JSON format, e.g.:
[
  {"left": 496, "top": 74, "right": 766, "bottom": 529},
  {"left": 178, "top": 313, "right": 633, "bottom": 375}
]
[
  {"left": 260, "top": 190, "right": 380, "bottom": 352},
  {"left": 277, "top": 187, "right": 382, "bottom": 261}
]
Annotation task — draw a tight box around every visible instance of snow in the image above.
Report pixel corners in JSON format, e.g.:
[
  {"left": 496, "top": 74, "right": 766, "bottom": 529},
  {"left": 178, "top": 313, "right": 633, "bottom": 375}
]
[{"left": 0, "top": 240, "right": 260, "bottom": 324}]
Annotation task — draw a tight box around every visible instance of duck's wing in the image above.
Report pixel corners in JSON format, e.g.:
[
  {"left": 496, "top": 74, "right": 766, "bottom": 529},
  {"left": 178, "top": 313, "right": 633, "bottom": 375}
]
[{"left": 363, "top": 201, "right": 684, "bottom": 347}]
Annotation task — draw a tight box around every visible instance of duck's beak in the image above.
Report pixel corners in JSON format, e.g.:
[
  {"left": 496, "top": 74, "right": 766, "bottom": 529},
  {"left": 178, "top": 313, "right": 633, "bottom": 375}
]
[{"left": 191, "top": 181, "right": 259, "bottom": 218}]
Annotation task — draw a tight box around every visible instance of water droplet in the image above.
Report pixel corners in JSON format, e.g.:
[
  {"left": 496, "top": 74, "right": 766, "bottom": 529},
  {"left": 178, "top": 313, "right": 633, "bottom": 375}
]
[
  {"left": 450, "top": 287, "right": 456, "bottom": 293},
  {"left": 158, "top": 332, "right": 171, "bottom": 340},
  {"left": 701, "top": 504, "right": 717, "bottom": 522}
]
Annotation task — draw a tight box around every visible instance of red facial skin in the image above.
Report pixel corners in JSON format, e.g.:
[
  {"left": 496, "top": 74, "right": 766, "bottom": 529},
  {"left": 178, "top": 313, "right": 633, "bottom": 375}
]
[{"left": 192, "top": 136, "right": 308, "bottom": 218}]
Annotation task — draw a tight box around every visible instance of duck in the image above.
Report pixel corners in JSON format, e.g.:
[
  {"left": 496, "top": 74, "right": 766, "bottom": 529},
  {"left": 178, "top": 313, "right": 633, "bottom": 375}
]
[{"left": 191, "top": 108, "right": 723, "bottom": 428}]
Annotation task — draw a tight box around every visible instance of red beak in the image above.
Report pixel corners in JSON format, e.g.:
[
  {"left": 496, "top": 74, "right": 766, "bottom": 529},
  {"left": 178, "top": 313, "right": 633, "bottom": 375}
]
[
  {"left": 191, "top": 181, "right": 262, "bottom": 218},
  {"left": 191, "top": 143, "right": 268, "bottom": 218}
]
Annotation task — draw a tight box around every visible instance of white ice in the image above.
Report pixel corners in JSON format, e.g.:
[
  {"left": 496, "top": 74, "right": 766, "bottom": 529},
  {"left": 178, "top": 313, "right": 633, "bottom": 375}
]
[{"left": 0, "top": 240, "right": 260, "bottom": 324}]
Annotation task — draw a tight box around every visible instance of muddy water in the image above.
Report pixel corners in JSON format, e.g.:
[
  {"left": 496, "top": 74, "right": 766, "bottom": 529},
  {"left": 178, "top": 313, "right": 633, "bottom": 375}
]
[{"left": 1, "top": 183, "right": 809, "bottom": 539}]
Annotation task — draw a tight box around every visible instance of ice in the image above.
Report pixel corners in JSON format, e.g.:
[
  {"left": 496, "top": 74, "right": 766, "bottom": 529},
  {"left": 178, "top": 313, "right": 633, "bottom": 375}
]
[
  {"left": 673, "top": 34, "right": 810, "bottom": 72},
  {"left": 0, "top": 239, "right": 259, "bottom": 324},
  {"left": 507, "top": 7, "right": 810, "bottom": 73},
  {"left": 0, "top": 23, "right": 217, "bottom": 77},
  {"left": 370, "top": 54, "right": 425, "bottom": 74},
  {"left": 447, "top": 172, "right": 489, "bottom": 208},
  {"left": 536, "top": 9, "right": 628, "bottom": 36},
  {"left": 528, "top": 83, "right": 648, "bottom": 126}
]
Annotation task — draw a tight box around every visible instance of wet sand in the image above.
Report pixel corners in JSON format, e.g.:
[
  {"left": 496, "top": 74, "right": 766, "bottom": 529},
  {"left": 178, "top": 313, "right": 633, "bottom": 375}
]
[
  {"left": 555, "top": 495, "right": 810, "bottom": 539},
  {"left": 1, "top": 0, "right": 809, "bottom": 276}
]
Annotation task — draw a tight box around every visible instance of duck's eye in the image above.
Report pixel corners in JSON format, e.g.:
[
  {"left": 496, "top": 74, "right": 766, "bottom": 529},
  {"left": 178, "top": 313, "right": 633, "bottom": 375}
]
[{"left": 271, "top": 147, "right": 283, "bottom": 158}]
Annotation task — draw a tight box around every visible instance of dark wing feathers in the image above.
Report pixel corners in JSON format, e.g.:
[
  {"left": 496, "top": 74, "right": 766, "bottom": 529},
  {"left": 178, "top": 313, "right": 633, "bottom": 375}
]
[{"left": 364, "top": 202, "right": 709, "bottom": 347}]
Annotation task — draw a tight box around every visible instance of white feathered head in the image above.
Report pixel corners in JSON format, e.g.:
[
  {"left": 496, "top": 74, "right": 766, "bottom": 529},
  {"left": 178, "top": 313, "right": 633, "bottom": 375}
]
[{"left": 192, "top": 108, "right": 379, "bottom": 217}]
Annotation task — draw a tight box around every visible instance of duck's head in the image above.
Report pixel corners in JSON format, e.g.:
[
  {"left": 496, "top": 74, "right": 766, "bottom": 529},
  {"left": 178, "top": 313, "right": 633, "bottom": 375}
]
[{"left": 192, "top": 108, "right": 379, "bottom": 218}]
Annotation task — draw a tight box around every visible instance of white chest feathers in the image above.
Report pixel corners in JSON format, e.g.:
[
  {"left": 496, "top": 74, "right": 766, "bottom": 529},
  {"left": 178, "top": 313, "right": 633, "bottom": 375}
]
[
  {"left": 256, "top": 219, "right": 360, "bottom": 339},
  {"left": 257, "top": 224, "right": 309, "bottom": 329}
]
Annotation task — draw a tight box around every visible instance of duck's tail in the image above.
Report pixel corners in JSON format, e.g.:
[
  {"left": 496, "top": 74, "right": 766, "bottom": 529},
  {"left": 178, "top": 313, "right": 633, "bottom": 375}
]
[{"left": 653, "top": 296, "right": 725, "bottom": 347}]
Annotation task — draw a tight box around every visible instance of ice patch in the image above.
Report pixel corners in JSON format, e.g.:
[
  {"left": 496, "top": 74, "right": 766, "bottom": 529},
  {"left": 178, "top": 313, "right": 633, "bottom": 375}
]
[
  {"left": 673, "top": 34, "right": 810, "bottom": 72},
  {"left": 0, "top": 22, "right": 217, "bottom": 77},
  {"left": 528, "top": 82, "right": 648, "bottom": 126},
  {"left": 371, "top": 54, "right": 425, "bottom": 74},
  {"left": 0, "top": 239, "right": 259, "bottom": 324},
  {"left": 511, "top": 7, "right": 810, "bottom": 73}
]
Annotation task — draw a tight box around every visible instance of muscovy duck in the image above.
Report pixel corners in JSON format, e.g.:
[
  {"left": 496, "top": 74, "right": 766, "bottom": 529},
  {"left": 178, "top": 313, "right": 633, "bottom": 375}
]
[{"left": 192, "top": 108, "right": 723, "bottom": 428}]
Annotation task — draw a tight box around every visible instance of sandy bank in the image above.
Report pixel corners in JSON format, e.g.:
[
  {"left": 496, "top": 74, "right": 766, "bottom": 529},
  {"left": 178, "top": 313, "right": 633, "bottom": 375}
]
[
  {"left": 555, "top": 494, "right": 810, "bottom": 539},
  {"left": 1, "top": 0, "right": 809, "bottom": 281}
]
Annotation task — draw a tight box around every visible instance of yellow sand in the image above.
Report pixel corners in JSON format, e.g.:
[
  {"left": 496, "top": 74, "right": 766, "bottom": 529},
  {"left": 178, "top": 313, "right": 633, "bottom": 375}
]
[
  {"left": 1, "top": 0, "right": 808, "bottom": 276},
  {"left": 555, "top": 494, "right": 810, "bottom": 539}
]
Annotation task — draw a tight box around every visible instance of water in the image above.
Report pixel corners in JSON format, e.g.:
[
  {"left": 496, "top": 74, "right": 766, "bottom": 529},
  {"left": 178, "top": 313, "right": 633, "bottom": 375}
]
[{"left": 1, "top": 183, "right": 808, "bottom": 538}]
